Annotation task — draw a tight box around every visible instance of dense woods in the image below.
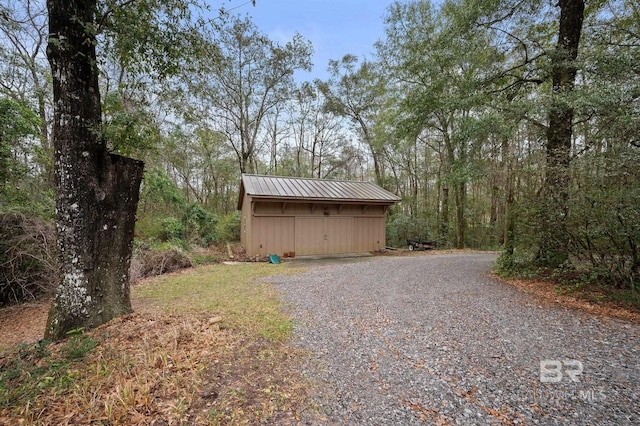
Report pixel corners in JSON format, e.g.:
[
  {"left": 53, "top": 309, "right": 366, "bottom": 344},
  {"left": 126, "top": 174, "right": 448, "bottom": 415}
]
[{"left": 1, "top": 0, "right": 638, "bottom": 321}]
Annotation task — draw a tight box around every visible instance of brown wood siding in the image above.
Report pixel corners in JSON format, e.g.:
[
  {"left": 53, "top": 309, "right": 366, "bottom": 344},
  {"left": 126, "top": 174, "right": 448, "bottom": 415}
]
[
  {"left": 242, "top": 203, "right": 388, "bottom": 256},
  {"left": 353, "top": 217, "right": 385, "bottom": 252},
  {"left": 253, "top": 201, "right": 385, "bottom": 217},
  {"left": 294, "top": 217, "right": 355, "bottom": 255},
  {"left": 251, "top": 216, "right": 295, "bottom": 257},
  {"left": 294, "top": 217, "right": 325, "bottom": 256},
  {"left": 326, "top": 217, "right": 354, "bottom": 254}
]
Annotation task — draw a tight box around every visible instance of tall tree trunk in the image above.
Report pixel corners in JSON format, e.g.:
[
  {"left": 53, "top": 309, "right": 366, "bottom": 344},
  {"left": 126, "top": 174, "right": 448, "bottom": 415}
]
[
  {"left": 490, "top": 184, "right": 498, "bottom": 230},
  {"left": 440, "top": 186, "right": 449, "bottom": 246},
  {"left": 45, "top": 0, "right": 144, "bottom": 341},
  {"left": 504, "top": 174, "right": 516, "bottom": 262},
  {"left": 538, "top": 0, "right": 585, "bottom": 267},
  {"left": 455, "top": 182, "right": 465, "bottom": 249},
  {"left": 360, "top": 124, "right": 383, "bottom": 186},
  {"left": 502, "top": 137, "right": 515, "bottom": 257}
]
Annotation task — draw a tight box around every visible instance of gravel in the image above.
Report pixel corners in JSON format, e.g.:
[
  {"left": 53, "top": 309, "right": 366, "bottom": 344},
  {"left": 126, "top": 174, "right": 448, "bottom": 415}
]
[{"left": 269, "top": 253, "right": 640, "bottom": 425}]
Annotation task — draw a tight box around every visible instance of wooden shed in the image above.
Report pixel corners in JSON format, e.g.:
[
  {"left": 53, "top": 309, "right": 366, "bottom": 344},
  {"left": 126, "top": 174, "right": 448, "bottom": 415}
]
[{"left": 238, "top": 174, "right": 400, "bottom": 258}]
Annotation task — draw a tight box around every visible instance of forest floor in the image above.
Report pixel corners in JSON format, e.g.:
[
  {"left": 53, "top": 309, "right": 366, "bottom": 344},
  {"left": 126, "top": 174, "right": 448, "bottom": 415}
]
[
  {"left": 0, "top": 249, "right": 638, "bottom": 424},
  {"left": 0, "top": 262, "right": 313, "bottom": 424},
  {"left": 493, "top": 274, "right": 640, "bottom": 323}
]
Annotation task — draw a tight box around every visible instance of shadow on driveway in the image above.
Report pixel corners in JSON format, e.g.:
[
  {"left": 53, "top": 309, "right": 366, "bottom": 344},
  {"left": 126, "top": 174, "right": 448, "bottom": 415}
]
[{"left": 283, "top": 253, "right": 375, "bottom": 267}]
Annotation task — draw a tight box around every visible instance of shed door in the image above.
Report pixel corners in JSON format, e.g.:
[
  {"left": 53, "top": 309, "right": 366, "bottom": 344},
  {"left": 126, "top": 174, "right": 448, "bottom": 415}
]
[
  {"left": 294, "top": 217, "right": 325, "bottom": 256},
  {"left": 252, "top": 216, "right": 294, "bottom": 256},
  {"left": 326, "top": 217, "right": 353, "bottom": 254},
  {"left": 294, "top": 217, "right": 354, "bottom": 255}
]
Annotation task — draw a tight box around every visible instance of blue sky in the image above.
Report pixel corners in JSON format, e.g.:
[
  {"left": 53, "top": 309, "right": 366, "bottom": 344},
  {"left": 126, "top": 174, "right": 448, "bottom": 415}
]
[{"left": 228, "top": 0, "right": 395, "bottom": 80}]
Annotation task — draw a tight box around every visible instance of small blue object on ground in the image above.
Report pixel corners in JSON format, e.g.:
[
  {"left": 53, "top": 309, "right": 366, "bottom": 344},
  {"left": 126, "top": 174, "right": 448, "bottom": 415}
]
[{"left": 268, "top": 254, "right": 281, "bottom": 264}]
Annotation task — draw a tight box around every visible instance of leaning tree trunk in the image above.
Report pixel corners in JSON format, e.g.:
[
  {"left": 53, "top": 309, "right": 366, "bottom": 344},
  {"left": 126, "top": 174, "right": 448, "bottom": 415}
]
[
  {"left": 539, "top": 0, "right": 584, "bottom": 268},
  {"left": 44, "top": 0, "right": 144, "bottom": 340}
]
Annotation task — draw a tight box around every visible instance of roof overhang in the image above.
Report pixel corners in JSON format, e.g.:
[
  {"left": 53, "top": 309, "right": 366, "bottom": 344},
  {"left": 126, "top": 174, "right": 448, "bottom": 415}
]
[
  {"left": 237, "top": 174, "right": 401, "bottom": 210},
  {"left": 248, "top": 195, "right": 398, "bottom": 205}
]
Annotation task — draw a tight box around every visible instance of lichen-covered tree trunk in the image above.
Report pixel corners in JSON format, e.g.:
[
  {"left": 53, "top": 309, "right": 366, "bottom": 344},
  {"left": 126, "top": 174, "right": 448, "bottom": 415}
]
[
  {"left": 539, "top": 0, "right": 584, "bottom": 267},
  {"left": 44, "top": 0, "right": 144, "bottom": 341}
]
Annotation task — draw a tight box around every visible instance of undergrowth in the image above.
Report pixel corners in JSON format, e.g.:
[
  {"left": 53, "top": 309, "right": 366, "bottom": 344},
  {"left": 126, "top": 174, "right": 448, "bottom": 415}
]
[
  {"left": 0, "top": 262, "right": 311, "bottom": 424},
  {"left": 495, "top": 251, "right": 640, "bottom": 312}
]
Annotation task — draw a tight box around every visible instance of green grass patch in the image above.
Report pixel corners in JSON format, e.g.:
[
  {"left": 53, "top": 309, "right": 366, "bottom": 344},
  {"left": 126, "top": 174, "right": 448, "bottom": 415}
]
[
  {"left": 133, "top": 263, "right": 303, "bottom": 341},
  {"left": 0, "top": 334, "right": 96, "bottom": 409}
]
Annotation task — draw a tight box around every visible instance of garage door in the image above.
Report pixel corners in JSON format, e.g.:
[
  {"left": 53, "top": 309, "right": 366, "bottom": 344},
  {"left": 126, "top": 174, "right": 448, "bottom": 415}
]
[
  {"left": 252, "top": 216, "right": 295, "bottom": 256},
  {"left": 353, "top": 217, "right": 384, "bottom": 252},
  {"left": 294, "top": 217, "right": 354, "bottom": 255}
]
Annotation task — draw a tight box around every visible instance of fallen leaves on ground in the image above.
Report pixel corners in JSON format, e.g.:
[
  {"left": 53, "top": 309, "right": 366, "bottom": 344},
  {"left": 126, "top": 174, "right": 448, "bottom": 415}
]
[
  {"left": 0, "top": 311, "right": 311, "bottom": 425},
  {"left": 492, "top": 275, "right": 640, "bottom": 323},
  {"left": 0, "top": 301, "right": 49, "bottom": 351},
  {"left": 1, "top": 261, "right": 314, "bottom": 425}
]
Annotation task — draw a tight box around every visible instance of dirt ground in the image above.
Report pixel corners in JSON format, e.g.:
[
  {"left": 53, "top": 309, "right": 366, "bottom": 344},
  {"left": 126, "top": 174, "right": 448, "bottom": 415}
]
[
  {"left": 0, "top": 287, "right": 207, "bottom": 351},
  {"left": 0, "top": 301, "right": 49, "bottom": 350}
]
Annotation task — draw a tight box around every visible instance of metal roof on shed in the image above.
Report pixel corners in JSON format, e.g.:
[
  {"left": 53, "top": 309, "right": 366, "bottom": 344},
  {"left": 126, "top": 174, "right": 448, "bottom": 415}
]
[{"left": 238, "top": 174, "right": 400, "bottom": 209}]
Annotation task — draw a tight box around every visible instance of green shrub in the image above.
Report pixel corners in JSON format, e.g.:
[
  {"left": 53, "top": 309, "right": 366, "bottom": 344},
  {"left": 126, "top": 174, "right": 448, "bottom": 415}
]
[
  {"left": 215, "top": 212, "right": 240, "bottom": 243},
  {"left": 386, "top": 212, "right": 433, "bottom": 248},
  {"left": 182, "top": 203, "right": 218, "bottom": 245},
  {"left": 159, "top": 217, "right": 185, "bottom": 242}
]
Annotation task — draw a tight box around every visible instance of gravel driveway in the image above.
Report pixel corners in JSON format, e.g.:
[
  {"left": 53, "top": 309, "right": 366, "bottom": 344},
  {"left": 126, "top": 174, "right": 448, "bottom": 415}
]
[{"left": 270, "top": 253, "right": 639, "bottom": 425}]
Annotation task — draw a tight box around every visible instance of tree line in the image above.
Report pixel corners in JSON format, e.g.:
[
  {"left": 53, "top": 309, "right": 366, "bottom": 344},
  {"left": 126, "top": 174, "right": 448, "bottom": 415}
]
[{"left": 0, "top": 0, "right": 638, "bottom": 337}]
